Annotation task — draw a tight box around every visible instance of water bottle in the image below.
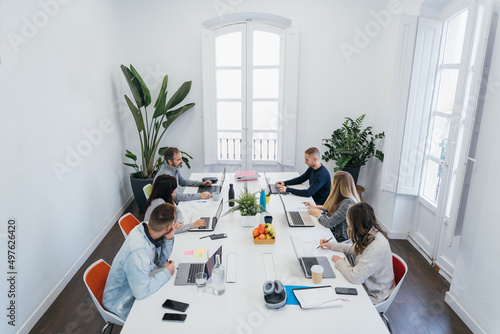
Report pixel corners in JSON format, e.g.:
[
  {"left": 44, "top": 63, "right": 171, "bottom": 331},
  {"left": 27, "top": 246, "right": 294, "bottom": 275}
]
[
  {"left": 259, "top": 190, "right": 266, "bottom": 212},
  {"left": 228, "top": 183, "right": 235, "bottom": 207},
  {"left": 212, "top": 254, "right": 225, "bottom": 295}
]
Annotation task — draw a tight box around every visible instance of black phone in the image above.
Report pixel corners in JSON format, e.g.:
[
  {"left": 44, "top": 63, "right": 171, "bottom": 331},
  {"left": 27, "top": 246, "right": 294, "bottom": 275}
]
[
  {"left": 162, "top": 313, "right": 187, "bottom": 322},
  {"left": 210, "top": 233, "right": 227, "bottom": 240},
  {"left": 335, "top": 287, "right": 358, "bottom": 295},
  {"left": 162, "top": 299, "right": 189, "bottom": 312}
]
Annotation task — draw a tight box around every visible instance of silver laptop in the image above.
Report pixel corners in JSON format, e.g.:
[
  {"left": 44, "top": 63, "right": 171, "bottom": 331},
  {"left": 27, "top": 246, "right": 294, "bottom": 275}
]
[
  {"left": 279, "top": 195, "right": 315, "bottom": 227},
  {"left": 290, "top": 236, "right": 335, "bottom": 279},
  {"left": 198, "top": 168, "right": 226, "bottom": 193},
  {"left": 174, "top": 246, "right": 223, "bottom": 285},
  {"left": 264, "top": 172, "right": 289, "bottom": 194},
  {"left": 189, "top": 199, "right": 224, "bottom": 232}
]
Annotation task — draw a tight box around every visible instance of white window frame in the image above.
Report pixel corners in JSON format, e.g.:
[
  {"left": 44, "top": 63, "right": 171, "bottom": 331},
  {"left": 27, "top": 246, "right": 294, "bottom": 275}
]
[{"left": 201, "top": 13, "right": 299, "bottom": 168}]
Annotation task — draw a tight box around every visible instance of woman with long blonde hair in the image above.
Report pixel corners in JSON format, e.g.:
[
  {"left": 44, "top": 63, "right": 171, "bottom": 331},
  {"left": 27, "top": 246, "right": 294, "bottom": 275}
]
[{"left": 304, "top": 171, "right": 359, "bottom": 242}]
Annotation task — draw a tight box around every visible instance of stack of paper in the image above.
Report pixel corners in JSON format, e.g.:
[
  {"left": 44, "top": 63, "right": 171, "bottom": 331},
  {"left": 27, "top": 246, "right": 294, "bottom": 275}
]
[
  {"left": 235, "top": 170, "right": 258, "bottom": 181},
  {"left": 292, "top": 286, "right": 343, "bottom": 309}
]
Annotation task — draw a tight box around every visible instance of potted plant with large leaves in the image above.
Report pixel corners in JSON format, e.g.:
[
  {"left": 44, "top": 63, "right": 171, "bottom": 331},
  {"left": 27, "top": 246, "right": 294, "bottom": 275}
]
[
  {"left": 322, "top": 114, "right": 384, "bottom": 184},
  {"left": 121, "top": 64, "right": 195, "bottom": 212}
]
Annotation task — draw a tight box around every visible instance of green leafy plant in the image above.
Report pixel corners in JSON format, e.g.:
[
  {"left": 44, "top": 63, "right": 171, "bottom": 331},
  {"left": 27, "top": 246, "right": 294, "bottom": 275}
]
[
  {"left": 121, "top": 64, "right": 195, "bottom": 179},
  {"left": 223, "top": 191, "right": 266, "bottom": 217},
  {"left": 322, "top": 114, "right": 385, "bottom": 171}
]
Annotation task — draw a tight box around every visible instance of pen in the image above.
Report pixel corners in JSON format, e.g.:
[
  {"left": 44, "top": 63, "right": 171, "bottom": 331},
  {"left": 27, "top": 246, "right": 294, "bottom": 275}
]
[
  {"left": 199, "top": 235, "right": 212, "bottom": 239},
  {"left": 317, "top": 237, "right": 333, "bottom": 249}
]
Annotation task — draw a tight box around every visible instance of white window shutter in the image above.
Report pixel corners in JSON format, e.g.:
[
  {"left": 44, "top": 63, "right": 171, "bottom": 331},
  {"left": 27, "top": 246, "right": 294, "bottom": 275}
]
[
  {"left": 280, "top": 26, "right": 300, "bottom": 167},
  {"left": 397, "top": 18, "right": 442, "bottom": 195},
  {"left": 201, "top": 27, "right": 217, "bottom": 165}
]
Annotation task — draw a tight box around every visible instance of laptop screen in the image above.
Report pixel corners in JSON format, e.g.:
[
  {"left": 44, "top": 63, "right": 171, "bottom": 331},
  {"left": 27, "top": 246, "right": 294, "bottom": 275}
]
[{"left": 205, "top": 245, "right": 222, "bottom": 278}]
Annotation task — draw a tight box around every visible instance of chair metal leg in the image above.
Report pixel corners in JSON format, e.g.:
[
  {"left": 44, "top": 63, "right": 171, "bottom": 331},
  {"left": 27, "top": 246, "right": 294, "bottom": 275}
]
[
  {"left": 102, "top": 322, "right": 115, "bottom": 334},
  {"left": 379, "top": 313, "right": 392, "bottom": 334}
]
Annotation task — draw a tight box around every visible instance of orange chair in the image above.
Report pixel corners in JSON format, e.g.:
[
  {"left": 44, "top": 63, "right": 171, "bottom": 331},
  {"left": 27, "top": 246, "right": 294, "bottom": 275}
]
[
  {"left": 375, "top": 253, "right": 408, "bottom": 333},
  {"left": 118, "top": 213, "right": 140, "bottom": 238},
  {"left": 83, "top": 259, "right": 124, "bottom": 333}
]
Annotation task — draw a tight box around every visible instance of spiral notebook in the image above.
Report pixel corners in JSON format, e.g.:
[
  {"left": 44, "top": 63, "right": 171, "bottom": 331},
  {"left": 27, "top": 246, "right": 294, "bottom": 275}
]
[{"left": 292, "top": 286, "right": 343, "bottom": 309}]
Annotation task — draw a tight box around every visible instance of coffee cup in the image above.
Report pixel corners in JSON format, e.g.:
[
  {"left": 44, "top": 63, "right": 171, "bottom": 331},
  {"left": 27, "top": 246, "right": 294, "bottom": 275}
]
[
  {"left": 311, "top": 265, "right": 324, "bottom": 284},
  {"left": 212, "top": 192, "right": 221, "bottom": 201}
]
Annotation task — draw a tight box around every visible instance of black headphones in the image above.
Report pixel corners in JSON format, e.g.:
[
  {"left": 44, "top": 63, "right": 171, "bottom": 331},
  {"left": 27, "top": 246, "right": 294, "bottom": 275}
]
[
  {"left": 142, "top": 223, "right": 165, "bottom": 248},
  {"left": 263, "top": 280, "right": 284, "bottom": 295}
]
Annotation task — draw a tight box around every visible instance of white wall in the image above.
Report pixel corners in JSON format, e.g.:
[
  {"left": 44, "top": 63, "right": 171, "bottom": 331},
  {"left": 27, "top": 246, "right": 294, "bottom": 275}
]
[
  {"left": 0, "top": 1, "right": 131, "bottom": 333},
  {"left": 446, "top": 5, "right": 500, "bottom": 332}
]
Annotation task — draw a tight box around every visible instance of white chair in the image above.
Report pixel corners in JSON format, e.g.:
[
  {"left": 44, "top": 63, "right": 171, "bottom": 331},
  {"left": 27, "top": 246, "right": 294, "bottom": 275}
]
[
  {"left": 143, "top": 183, "right": 153, "bottom": 199},
  {"left": 118, "top": 213, "right": 140, "bottom": 238},
  {"left": 375, "top": 253, "right": 408, "bottom": 334},
  {"left": 83, "top": 259, "right": 124, "bottom": 333}
]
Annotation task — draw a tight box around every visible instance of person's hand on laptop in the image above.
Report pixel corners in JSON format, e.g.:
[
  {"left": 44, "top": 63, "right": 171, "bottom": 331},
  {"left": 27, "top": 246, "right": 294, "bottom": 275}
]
[
  {"left": 308, "top": 208, "right": 322, "bottom": 217},
  {"left": 331, "top": 255, "right": 345, "bottom": 264},
  {"left": 275, "top": 181, "right": 284, "bottom": 187},
  {"left": 165, "top": 260, "right": 175, "bottom": 275},
  {"left": 200, "top": 192, "right": 211, "bottom": 199},
  {"left": 202, "top": 180, "right": 212, "bottom": 186},
  {"left": 193, "top": 219, "right": 206, "bottom": 228},
  {"left": 278, "top": 185, "right": 287, "bottom": 193}
]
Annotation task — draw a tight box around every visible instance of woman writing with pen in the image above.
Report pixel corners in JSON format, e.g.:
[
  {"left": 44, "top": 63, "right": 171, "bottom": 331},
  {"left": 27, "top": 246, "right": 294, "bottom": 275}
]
[
  {"left": 145, "top": 175, "right": 206, "bottom": 233},
  {"left": 319, "top": 202, "right": 394, "bottom": 304},
  {"left": 305, "top": 171, "right": 359, "bottom": 242}
]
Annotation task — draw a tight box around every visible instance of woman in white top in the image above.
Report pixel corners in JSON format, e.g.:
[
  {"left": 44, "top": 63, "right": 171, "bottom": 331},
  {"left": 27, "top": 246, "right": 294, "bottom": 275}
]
[
  {"left": 319, "top": 202, "right": 394, "bottom": 304},
  {"left": 145, "top": 175, "right": 206, "bottom": 233},
  {"left": 305, "top": 171, "right": 360, "bottom": 242}
]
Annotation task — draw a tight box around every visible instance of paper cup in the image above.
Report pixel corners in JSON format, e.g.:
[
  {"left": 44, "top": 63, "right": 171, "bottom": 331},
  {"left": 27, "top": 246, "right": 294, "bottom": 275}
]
[{"left": 311, "top": 265, "right": 324, "bottom": 284}]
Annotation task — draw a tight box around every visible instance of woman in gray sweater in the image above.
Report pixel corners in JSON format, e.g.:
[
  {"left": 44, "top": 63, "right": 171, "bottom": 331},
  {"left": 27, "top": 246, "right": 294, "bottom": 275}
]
[
  {"left": 319, "top": 202, "right": 395, "bottom": 304},
  {"left": 305, "top": 171, "right": 359, "bottom": 242},
  {"left": 144, "top": 175, "right": 206, "bottom": 233}
]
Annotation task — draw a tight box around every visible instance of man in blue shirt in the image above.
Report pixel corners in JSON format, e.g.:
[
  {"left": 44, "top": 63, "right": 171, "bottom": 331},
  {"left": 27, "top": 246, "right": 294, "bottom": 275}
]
[
  {"left": 275, "top": 147, "right": 331, "bottom": 205},
  {"left": 103, "top": 203, "right": 177, "bottom": 320}
]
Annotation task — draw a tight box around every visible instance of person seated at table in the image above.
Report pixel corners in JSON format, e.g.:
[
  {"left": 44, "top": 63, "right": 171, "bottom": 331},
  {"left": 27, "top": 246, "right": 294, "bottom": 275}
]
[
  {"left": 319, "top": 202, "right": 394, "bottom": 304},
  {"left": 304, "top": 171, "right": 360, "bottom": 242},
  {"left": 103, "top": 203, "right": 177, "bottom": 321},
  {"left": 275, "top": 147, "right": 331, "bottom": 205},
  {"left": 154, "top": 147, "right": 211, "bottom": 201},
  {"left": 145, "top": 175, "right": 206, "bottom": 233}
]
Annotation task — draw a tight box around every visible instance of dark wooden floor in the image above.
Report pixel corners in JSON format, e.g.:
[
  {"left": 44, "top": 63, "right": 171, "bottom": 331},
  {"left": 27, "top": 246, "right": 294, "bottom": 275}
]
[{"left": 30, "top": 201, "right": 472, "bottom": 334}]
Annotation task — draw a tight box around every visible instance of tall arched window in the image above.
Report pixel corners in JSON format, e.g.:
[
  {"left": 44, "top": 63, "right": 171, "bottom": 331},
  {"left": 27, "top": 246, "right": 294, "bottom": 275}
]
[{"left": 201, "top": 13, "right": 299, "bottom": 170}]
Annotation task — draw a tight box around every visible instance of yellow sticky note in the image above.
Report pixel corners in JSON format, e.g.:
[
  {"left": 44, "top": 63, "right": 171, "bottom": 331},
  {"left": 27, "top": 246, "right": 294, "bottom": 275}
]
[
  {"left": 196, "top": 249, "right": 206, "bottom": 254},
  {"left": 194, "top": 252, "right": 203, "bottom": 258}
]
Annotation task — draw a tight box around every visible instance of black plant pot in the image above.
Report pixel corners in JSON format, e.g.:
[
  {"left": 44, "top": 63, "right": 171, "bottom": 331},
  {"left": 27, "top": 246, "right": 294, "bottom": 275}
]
[
  {"left": 130, "top": 173, "right": 153, "bottom": 213},
  {"left": 342, "top": 166, "right": 361, "bottom": 185}
]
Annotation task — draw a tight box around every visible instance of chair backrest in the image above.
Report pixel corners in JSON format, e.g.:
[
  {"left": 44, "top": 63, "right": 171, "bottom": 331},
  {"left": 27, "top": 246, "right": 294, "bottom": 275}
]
[
  {"left": 143, "top": 184, "right": 153, "bottom": 199},
  {"left": 118, "top": 213, "right": 140, "bottom": 238},
  {"left": 375, "top": 253, "right": 408, "bottom": 314},
  {"left": 83, "top": 259, "right": 125, "bottom": 326}
]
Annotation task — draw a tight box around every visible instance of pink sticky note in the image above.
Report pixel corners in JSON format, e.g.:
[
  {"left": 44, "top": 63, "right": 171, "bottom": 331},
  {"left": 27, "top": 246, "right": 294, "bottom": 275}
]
[{"left": 184, "top": 250, "right": 194, "bottom": 255}]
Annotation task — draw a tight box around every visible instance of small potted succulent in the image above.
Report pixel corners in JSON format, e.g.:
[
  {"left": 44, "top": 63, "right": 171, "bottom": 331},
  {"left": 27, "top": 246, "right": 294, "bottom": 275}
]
[{"left": 223, "top": 191, "right": 266, "bottom": 227}]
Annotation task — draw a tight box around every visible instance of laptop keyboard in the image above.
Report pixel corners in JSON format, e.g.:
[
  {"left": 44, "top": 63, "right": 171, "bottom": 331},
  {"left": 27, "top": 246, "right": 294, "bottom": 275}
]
[
  {"left": 187, "top": 263, "right": 205, "bottom": 283},
  {"left": 289, "top": 212, "right": 304, "bottom": 226},
  {"left": 197, "top": 217, "right": 210, "bottom": 229},
  {"left": 302, "top": 257, "right": 319, "bottom": 276}
]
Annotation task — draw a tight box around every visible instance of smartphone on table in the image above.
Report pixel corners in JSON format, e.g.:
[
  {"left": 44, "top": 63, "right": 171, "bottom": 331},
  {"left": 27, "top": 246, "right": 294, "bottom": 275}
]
[
  {"left": 162, "top": 299, "right": 189, "bottom": 312},
  {"left": 162, "top": 313, "right": 187, "bottom": 322},
  {"left": 335, "top": 287, "right": 358, "bottom": 295}
]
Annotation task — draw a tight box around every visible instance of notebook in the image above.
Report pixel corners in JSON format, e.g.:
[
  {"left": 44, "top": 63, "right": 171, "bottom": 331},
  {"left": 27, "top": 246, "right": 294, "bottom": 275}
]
[
  {"left": 290, "top": 235, "right": 335, "bottom": 279},
  {"left": 174, "top": 246, "right": 223, "bottom": 285},
  {"left": 235, "top": 170, "right": 258, "bottom": 181},
  {"left": 279, "top": 195, "right": 315, "bottom": 227},
  {"left": 292, "top": 286, "right": 342, "bottom": 309},
  {"left": 188, "top": 199, "right": 224, "bottom": 232},
  {"left": 198, "top": 168, "right": 226, "bottom": 193}
]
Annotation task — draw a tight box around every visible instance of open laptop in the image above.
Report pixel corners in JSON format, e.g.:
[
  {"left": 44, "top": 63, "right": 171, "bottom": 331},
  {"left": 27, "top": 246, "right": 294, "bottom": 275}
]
[
  {"left": 174, "top": 246, "right": 223, "bottom": 285},
  {"left": 198, "top": 168, "right": 226, "bottom": 193},
  {"left": 279, "top": 195, "right": 315, "bottom": 227},
  {"left": 290, "top": 236, "right": 335, "bottom": 279},
  {"left": 264, "top": 172, "right": 289, "bottom": 194},
  {"left": 189, "top": 199, "right": 224, "bottom": 232}
]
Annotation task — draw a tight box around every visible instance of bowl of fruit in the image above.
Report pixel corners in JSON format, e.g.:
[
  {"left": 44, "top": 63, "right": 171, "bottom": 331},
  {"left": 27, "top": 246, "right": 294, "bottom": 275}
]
[{"left": 252, "top": 223, "right": 276, "bottom": 244}]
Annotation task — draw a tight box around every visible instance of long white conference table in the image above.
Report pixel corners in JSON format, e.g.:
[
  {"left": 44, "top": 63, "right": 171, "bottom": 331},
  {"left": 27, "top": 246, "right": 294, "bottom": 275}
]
[{"left": 121, "top": 172, "right": 389, "bottom": 333}]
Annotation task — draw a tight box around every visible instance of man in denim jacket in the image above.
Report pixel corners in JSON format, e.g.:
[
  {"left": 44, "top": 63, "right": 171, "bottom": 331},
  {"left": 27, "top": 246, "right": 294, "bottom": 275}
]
[{"left": 103, "top": 203, "right": 177, "bottom": 320}]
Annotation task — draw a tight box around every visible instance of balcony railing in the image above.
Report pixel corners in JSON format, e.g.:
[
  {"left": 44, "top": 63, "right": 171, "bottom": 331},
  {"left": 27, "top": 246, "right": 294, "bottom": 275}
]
[{"left": 218, "top": 138, "right": 277, "bottom": 161}]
